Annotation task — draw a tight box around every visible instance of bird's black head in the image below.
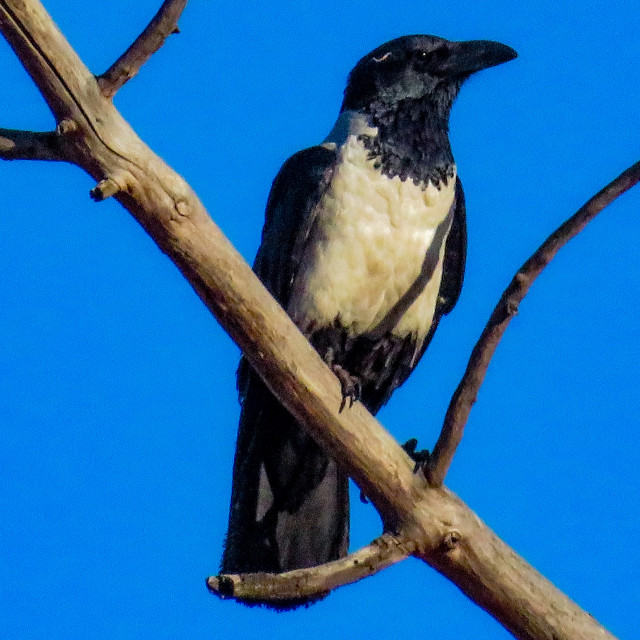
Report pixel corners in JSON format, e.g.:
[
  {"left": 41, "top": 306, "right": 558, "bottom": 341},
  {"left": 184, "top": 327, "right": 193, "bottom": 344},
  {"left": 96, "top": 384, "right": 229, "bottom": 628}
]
[{"left": 342, "top": 35, "right": 517, "bottom": 115}]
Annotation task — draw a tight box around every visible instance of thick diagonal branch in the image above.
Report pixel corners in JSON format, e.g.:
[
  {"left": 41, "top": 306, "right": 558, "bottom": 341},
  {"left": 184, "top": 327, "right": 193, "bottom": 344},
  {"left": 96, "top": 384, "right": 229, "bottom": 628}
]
[
  {"left": 97, "top": 0, "right": 188, "bottom": 98},
  {"left": 426, "top": 160, "right": 640, "bottom": 487},
  {"left": 206, "top": 534, "right": 412, "bottom": 605}
]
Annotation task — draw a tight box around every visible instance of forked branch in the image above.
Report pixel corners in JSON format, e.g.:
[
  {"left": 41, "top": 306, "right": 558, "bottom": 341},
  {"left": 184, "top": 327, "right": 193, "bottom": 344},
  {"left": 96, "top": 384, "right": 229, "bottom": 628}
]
[
  {"left": 425, "top": 160, "right": 640, "bottom": 487},
  {"left": 97, "top": 0, "right": 188, "bottom": 98}
]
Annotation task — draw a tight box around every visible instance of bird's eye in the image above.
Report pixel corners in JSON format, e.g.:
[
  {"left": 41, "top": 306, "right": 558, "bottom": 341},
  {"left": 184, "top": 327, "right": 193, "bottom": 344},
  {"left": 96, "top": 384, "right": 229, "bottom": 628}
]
[
  {"left": 414, "top": 47, "right": 447, "bottom": 65},
  {"left": 414, "top": 50, "right": 433, "bottom": 63}
]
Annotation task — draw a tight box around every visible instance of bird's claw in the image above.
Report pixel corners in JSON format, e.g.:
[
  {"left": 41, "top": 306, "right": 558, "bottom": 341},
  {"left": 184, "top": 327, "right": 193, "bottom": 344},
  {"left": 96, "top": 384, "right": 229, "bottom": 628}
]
[
  {"left": 402, "top": 438, "right": 431, "bottom": 475},
  {"left": 332, "top": 364, "right": 361, "bottom": 412}
]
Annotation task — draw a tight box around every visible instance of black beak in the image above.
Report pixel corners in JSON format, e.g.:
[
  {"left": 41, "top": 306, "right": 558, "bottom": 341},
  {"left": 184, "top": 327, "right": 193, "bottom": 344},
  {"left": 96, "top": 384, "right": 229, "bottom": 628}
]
[{"left": 434, "top": 39, "right": 517, "bottom": 77}]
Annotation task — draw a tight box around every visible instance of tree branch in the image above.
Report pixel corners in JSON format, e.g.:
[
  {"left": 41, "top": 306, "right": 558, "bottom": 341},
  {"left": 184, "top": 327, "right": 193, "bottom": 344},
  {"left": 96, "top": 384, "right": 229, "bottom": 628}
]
[
  {"left": 0, "top": 126, "right": 64, "bottom": 160},
  {"left": 0, "top": 0, "right": 105, "bottom": 126},
  {"left": 206, "top": 534, "right": 412, "bottom": 605},
  {"left": 97, "top": 0, "right": 188, "bottom": 98},
  {"left": 426, "top": 160, "right": 640, "bottom": 487}
]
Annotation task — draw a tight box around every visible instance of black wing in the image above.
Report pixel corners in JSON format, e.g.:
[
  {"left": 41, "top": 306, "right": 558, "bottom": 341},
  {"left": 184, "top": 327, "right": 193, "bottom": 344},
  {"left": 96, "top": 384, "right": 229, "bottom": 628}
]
[
  {"left": 222, "top": 146, "right": 348, "bottom": 594},
  {"left": 253, "top": 145, "right": 338, "bottom": 307},
  {"left": 437, "top": 177, "right": 466, "bottom": 315}
]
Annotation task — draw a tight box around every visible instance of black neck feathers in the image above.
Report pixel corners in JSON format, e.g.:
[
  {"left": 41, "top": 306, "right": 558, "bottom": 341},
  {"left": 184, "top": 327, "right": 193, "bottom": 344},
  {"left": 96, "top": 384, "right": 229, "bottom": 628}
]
[{"left": 358, "top": 90, "right": 459, "bottom": 186}]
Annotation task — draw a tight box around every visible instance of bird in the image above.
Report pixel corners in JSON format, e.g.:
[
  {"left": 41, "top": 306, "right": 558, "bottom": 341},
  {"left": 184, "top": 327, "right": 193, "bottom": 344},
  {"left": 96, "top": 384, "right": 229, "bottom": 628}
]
[{"left": 221, "top": 34, "right": 516, "bottom": 606}]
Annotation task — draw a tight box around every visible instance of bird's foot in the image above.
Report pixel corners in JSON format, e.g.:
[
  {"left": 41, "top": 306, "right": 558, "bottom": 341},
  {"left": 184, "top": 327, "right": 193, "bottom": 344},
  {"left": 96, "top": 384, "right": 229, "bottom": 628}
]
[
  {"left": 402, "top": 438, "right": 431, "bottom": 474},
  {"left": 331, "top": 364, "right": 361, "bottom": 412}
]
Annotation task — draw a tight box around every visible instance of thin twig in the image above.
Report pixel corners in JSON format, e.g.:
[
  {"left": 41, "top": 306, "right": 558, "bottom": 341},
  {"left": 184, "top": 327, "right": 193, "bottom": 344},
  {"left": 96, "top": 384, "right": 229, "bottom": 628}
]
[
  {"left": 0, "top": 127, "right": 64, "bottom": 161},
  {"left": 97, "top": 0, "right": 188, "bottom": 98},
  {"left": 426, "top": 160, "right": 640, "bottom": 487},
  {"left": 206, "top": 533, "right": 412, "bottom": 605}
]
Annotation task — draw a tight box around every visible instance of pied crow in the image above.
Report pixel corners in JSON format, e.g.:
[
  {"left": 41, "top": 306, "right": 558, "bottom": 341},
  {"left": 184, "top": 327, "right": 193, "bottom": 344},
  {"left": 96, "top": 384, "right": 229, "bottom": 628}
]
[{"left": 221, "top": 34, "right": 516, "bottom": 607}]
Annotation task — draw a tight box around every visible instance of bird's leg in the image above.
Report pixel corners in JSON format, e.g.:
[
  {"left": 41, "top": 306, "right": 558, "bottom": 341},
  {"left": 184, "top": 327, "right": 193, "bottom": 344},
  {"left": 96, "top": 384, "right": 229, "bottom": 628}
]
[
  {"left": 402, "top": 438, "right": 430, "bottom": 474},
  {"left": 317, "top": 342, "right": 362, "bottom": 412},
  {"left": 331, "top": 364, "right": 362, "bottom": 412}
]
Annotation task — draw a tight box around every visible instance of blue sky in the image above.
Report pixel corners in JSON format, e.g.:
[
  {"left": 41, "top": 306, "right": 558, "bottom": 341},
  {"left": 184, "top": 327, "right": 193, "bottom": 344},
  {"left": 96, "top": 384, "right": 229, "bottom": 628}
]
[{"left": 1, "top": 1, "right": 638, "bottom": 638}]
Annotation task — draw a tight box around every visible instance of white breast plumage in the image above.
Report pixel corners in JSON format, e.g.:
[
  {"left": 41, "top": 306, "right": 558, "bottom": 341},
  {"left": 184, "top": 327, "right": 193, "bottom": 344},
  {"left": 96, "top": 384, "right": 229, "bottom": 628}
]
[{"left": 288, "top": 114, "right": 456, "bottom": 344}]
